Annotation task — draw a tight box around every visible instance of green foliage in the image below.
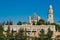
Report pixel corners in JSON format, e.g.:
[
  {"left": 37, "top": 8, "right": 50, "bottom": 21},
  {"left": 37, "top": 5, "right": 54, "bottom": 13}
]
[
  {"left": 47, "top": 28, "right": 53, "bottom": 40},
  {"left": 37, "top": 19, "right": 46, "bottom": 25},
  {"left": 2, "top": 21, "right": 5, "bottom": 25},
  {"left": 9, "top": 21, "right": 13, "bottom": 25},
  {"left": 23, "top": 22, "right": 27, "bottom": 24},
  {"left": 6, "top": 21, "right": 13, "bottom": 25},
  {"left": 46, "top": 22, "right": 56, "bottom": 25},
  {"left": 10, "top": 28, "right": 14, "bottom": 40},
  {"left": 55, "top": 24, "right": 60, "bottom": 32},
  {"left": 39, "top": 29, "right": 45, "bottom": 40},
  {"left": 6, "top": 25, "right": 16, "bottom": 40},
  {"left": 16, "top": 28, "right": 26, "bottom": 40},
  {"left": 32, "top": 37, "right": 39, "bottom": 40},
  {"left": 24, "top": 28, "right": 27, "bottom": 40},
  {"left": 6, "top": 25, "right": 11, "bottom": 40},
  {"left": 38, "top": 28, "right": 53, "bottom": 40},
  {"left": 0, "top": 24, "right": 4, "bottom": 40},
  {"left": 17, "top": 21, "right": 22, "bottom": 25}
]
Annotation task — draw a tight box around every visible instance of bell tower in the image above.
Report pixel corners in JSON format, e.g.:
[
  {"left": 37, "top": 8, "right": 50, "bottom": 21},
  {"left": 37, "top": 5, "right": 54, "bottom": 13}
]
[{"left": 48, "top": 5, "right": 54, "bottom": 23}]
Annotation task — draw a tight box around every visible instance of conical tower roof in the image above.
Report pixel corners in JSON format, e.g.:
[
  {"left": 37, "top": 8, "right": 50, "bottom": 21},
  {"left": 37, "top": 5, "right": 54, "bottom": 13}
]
[{"left": 49, "top": 5, "right": 52, "bottom": 8}]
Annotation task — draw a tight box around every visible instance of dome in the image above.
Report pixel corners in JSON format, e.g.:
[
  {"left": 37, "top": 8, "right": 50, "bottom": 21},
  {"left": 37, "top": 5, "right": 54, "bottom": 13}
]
[
  {"left": 49, "top": 5, "right": 52, "bottom": 8},
  {"left": 31, "top": 13, "right": 38, "bottom": 20}
]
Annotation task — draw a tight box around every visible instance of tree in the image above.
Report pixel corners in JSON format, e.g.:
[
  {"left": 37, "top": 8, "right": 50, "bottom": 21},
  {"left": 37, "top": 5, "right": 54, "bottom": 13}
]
[
  {"left": 17, "top": 21, "right": 22, "bottom": 25},
  {"left": 46, "top": 22, "right": 56, "bottom": 25},
  {"left": 15, "top": 32, "right": 18, "bottom": 40},
  {"left": 37, "top": 19, "right": 45, "bottom": 25},
  {"left": 24, "top": 28, "right": 27, "bottom": 40},
  {"left": 39, "top": 29, "right": 45, "bottom": 40},
  {"left": 32, "top": 37, "right": 38, "bottom": 40},
  {"left": 55, "top": 24, "right": 60, "bottom": 32},
  {"left": 10, "top": 28, "right": 15, "bottom": 40},
  {"left": 17, "top": 28, "right": 25, "bottom": 40},
  {"left": 0, "top": 24, "right": 4, "bottom": 40},
  {"left": 2, "top": 21, "right": 5, "bottom": 25},
  {"left": 6, "top": 25, "right": 11, "bottom": 40},
  {"left": 47, "top": 28, "right": 53, "bottom": 40},
  {"left": 9, "top": 20, "right": 13, "bottom": 25},
  {"left": 6, "top": 21, "right": 13, "bottom": 25},
  {"left": 23, "top": 22, "right": 27, "bottom": 24}
]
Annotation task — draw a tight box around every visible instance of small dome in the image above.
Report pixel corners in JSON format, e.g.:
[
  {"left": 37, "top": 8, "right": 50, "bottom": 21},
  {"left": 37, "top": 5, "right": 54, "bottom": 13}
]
[{"left": 31, "top": 13, "right": 38, "bottom": 20}]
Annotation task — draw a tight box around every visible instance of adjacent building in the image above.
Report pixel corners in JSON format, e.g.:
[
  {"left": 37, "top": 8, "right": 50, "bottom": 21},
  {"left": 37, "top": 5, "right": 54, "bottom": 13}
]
[{"left": 29, "top": 13, "right": 40, "bottom": 25}]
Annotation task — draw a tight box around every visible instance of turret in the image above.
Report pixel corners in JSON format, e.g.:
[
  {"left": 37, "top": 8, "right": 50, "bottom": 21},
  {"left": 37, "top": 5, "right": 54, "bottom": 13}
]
[{"left": 48, "top": 5, "right": 54, "bottom": 23}]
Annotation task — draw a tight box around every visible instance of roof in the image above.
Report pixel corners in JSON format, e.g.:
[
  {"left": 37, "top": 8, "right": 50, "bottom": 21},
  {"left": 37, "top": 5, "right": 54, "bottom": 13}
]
[{"left": 31, "top": 13, "right": 38, "bottom": 20}]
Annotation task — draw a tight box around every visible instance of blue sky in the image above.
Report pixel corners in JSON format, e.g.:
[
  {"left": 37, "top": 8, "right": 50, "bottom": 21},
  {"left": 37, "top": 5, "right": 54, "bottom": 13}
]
[{"left": 0, "top": 0, "right": 60, "bottom": 24}]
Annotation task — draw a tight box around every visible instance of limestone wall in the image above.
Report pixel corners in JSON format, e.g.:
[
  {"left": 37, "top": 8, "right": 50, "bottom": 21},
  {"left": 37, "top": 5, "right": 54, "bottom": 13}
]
[{"left": 3, "top": 25, "right": 55, "bottom": 37}]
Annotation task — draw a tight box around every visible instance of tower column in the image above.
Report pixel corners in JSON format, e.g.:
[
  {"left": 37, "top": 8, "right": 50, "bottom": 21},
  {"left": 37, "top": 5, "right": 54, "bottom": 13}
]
[{"left": 48, "top": 5, "right": 54, "bottom": 23}]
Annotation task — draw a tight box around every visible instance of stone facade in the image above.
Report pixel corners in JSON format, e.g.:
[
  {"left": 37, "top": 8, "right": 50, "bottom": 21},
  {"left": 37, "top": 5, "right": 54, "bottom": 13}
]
[
  {"left": 29, "top": 13, "right": 40, "bottom": 25},
  {"left": 29, "top": 5, "right": 54, "bottom": 24},
  {"left": 3, "top": 25, "right": 55, "bottom": 37}
]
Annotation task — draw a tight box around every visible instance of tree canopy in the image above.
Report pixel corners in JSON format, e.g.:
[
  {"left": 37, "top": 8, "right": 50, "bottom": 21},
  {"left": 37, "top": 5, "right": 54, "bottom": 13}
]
[
  {"left": 17, "top": 21, "right": 22, "bottom": 25},
  {"left": 37, "top": 19, "right": 46, "bottom": 25}
]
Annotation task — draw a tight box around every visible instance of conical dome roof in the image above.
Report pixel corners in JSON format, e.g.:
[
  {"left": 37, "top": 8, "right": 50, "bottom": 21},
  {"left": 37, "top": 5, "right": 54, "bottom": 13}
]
[{"left": 31, "top": 13, "right": 38, "bottom": 20}]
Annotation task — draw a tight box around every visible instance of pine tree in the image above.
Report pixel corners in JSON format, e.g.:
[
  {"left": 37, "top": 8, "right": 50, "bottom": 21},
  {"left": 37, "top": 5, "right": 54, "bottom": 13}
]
[
  {"left": 17, "top": 28, "right": 25, "bottom": 40},
  {"left": 47, "top": 28, "right": 53, "bottom": 40},
  {"left": 39, "top": 29, "right": 45, "bottom": 40},
  {"left": 0, "top": 24, "right": 4, "bottom": 40},
  {"left": 6, "top": 25, "right": 11, "bottom": 40}
]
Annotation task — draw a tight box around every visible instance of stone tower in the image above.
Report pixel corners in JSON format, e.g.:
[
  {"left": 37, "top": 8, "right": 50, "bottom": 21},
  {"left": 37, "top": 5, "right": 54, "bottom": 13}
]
[{"left": 48, "top": 5, "right": 54, "bottom": 23}]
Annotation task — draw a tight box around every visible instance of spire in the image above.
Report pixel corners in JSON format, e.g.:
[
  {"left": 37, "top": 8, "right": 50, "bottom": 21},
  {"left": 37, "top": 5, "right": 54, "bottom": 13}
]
[
  {"left": 49, "top": 5, "right": 52, "bottom": 9},
  {"left": 49, "top": 4, "right": 53, "bottom": 14}
]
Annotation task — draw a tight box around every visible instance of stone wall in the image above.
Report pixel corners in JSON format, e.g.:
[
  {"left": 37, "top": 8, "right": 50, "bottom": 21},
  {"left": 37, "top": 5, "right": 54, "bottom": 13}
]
[{"left": 3, "top": 25, "right": 55, "bottom": 37}]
